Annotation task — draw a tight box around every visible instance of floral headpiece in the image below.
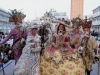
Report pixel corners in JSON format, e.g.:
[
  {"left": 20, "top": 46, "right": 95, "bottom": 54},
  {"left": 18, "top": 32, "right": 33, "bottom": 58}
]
[{"left": 9, "top": 9, "right": 26, "bottom": 22}]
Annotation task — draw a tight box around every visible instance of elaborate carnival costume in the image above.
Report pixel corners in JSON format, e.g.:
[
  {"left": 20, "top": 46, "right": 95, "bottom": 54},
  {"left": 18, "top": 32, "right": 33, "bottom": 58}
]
[
  {"left": 14, "top": 24, "right": 41, "bottom": 75},
  {"left": 70, "top": 17, "right": 83, "bottom": 50},
  {"left": 80, "top": 17, "right": 97, "bottom": 75},
  {"left": 0, "top": 9, "right": 27, "bottom": 63},
  {"left": 39, "top": 12, "right": 54, "bottom": 48},
  {"left": 40, "top": 21, "right": 85, "bottom": 75}
]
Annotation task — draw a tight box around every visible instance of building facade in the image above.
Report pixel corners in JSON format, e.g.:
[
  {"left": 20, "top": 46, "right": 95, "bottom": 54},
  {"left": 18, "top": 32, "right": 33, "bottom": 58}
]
[
  {"left": 40, "top": 9, "right": 68, "bottom": 32},
  {"left": 0, "top": 8, "right": 15, "bottom": 34},
  {"left": 70, "top": 0, "right": 84, "bottom": 19},
  {"left": 49, "top": 9, "right": 68, "bottom": 20},
  {"left": 92, "top": 6, "right": 100, "bottom": 33},
  {"left": 44, "top": 9, "right": 68, "bottom": 32}
]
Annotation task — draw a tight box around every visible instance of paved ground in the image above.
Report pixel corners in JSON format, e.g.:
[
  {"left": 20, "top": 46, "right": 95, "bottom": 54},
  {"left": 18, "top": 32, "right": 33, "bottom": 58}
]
[
  {"left": 0, "top": 60, "right": 100, "bottom": 75},
  {"left": 91, "top": 61, "right": 100, "bottom": 75},
  {"left": 0, "top": 60, "right": 15, "bottom": 75}
]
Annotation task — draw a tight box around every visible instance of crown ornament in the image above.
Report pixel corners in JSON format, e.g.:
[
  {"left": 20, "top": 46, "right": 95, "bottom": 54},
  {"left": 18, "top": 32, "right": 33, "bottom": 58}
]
[
  {"left": 82, "top": 16, "right": 92, "bottom": 29},
  {"left": 71, "top": 17, "right": 83, "bottom": 28}
]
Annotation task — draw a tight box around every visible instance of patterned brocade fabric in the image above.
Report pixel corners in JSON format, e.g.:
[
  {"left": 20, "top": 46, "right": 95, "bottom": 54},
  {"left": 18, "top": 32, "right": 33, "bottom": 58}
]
[{"left": 40, "top": 49, "right": 85, "bottom": 75}]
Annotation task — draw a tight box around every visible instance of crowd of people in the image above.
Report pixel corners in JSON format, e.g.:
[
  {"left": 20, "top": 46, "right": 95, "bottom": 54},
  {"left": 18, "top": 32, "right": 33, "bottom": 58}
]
[
  {"left": 0, "top": 32, "right": 13, "bottom": 64},
  {"left": 0, "top": 9, "right": 100, "bottom": 75}
]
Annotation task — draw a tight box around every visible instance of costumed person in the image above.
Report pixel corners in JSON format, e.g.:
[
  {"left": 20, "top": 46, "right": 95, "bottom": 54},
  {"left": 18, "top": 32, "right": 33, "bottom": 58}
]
[
  {"left": 14, "top": 24, "right": 41, "bottom": 75},
  {"left": 38, "top": 25, "right": 49, "bottom": 49},
  {"left": 80, "top": 16, "right": 97, "bottom": 75},
  {"left": 70, "top": 17, "right": 83, "bottom": 54},
  {"left": 0, "top": 9, "right": 27, "bottom": 64},
  {"left": 39, "top": 12, "right": 54, "bottom": 48},
  {"left": 40, "top": 21, "right": 85, "bottom": 75}
]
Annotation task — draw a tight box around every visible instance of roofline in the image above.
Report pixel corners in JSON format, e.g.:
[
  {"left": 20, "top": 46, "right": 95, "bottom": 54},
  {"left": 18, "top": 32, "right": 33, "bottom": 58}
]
[
  {"left": 0, "top": 8, "right": 11, "bottom": 15},
  {"left": 92, "top": 5, "right": 100, "bottom": 11}
]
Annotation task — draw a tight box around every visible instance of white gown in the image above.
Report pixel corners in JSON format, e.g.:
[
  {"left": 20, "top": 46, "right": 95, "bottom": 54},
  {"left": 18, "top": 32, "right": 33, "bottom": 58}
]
[{"left": 14, "top": 34, "right": 41, "bottom": 75}]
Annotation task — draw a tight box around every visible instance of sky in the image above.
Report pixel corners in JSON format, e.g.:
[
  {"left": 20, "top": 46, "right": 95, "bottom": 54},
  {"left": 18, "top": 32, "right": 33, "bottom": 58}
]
[{"left": 0, "top": 0, "right": 100, "bottom": 21}]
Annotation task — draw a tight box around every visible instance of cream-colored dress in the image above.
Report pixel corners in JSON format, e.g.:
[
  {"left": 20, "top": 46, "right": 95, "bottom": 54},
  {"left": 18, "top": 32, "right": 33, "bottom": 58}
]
[{"left": 40, "top": 33, "right": 85, "bottom": 75}]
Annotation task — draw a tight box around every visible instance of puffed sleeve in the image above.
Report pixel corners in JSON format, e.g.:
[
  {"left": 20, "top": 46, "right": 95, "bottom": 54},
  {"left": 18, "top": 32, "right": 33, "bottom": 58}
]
[{"left": 0, "top": 29, "right": 14, "bottom": 44}]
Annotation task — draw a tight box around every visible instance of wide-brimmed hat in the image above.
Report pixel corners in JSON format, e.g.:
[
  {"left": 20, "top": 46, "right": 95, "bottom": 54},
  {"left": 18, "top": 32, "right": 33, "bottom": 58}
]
[{"left": 56, "top": 20, "right": 71, "bottom": 28}]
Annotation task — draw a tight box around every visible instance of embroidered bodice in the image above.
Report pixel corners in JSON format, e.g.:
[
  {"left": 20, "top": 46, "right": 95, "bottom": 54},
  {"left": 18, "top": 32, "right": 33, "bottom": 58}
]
[{"left": 52, "top": 33, "right": 70, "bottom": 49}]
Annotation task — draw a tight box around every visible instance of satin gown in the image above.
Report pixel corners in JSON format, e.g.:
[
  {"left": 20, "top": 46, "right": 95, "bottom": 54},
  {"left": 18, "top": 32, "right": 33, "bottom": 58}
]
[{"left": 14, "top": 34, "right": 41, "bottom": 75}]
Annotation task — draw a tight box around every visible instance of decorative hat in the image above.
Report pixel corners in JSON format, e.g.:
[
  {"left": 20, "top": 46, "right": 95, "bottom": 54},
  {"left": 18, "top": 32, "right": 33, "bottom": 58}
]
[
  {"left": 64, "top": 20, "right": 70, "bottom": 25},
  {"left": 82, "top": 16, "right": 92, "bottom": 29},
  {"left": 30, "top": 23, "right": 39, "bottom": 29},
  {"left": 71, "top": 17, "right": 83, "bottom": 28},
  {"left": 26, "top": 21, "right": 40, "bottom": 32},
  {"left": 9, "top": 9, "right": 26, "bottom": 22},
  {"left": 57, "top": 19, "right": 71, "bottom": 28}
]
